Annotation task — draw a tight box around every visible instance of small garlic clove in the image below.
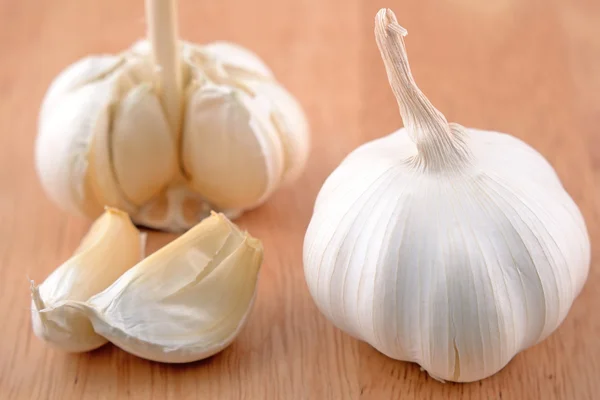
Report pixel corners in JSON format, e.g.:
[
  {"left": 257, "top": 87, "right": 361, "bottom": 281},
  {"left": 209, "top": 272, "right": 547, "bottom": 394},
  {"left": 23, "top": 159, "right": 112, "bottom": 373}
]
[
  {"left": 60, "top": 212, "right": 263, "bottom": 363},
  {"left": 111, "top": 83, "right": 177, "bottom": 207},
  {"left": 31, "top": 208, "right": 143, "bottom": 352},
  {"left": 182, "top": 84, "right": 285, "bottom": 210}
]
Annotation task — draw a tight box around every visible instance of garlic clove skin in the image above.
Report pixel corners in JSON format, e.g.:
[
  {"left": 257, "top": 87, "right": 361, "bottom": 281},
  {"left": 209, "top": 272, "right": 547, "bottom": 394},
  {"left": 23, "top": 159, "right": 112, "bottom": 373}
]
[
  {"left": 303, "top": 8, "right": 590, "bottom": 382},
  {"left": 56, "top": 212, "right": 263, "bottom": 363},
  {"left": 31, "top": 208, "right": 143, "bottom": 352}
]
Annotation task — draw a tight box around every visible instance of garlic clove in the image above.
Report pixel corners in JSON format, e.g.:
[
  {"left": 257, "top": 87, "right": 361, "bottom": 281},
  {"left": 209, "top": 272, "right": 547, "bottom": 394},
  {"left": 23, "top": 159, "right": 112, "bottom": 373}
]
[
  {"left": 182, "top": 84, "right": 284, "bottom": 210},
  {"left": 36, "top": 56, "right": 155, "bottom": 218},
  {"left": 36, "top": 76, "right": 121, "bottom": 218},
  {"left": 111, "top": 83, "right": 177, "bottom": 207},
  {"left": 183, "top": 46, "right": 309, "bottom": 187},
  {"left": 245, "top": 81, "right": 310, "bottom": 184},
  {"left": 58, "top": 212, "right": 263, "bottom": 363},
  {"left": 31, "top": 208, "right": 143, "bottom": 352}
]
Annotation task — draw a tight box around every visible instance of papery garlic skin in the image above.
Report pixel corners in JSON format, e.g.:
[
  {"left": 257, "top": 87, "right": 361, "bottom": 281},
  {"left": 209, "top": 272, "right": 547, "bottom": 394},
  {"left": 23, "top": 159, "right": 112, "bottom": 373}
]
[
  {"left": 303, "top": 9, "right": 590, "bottom": 383},
  {"left": 31, "top": 208, "right": 143, "bottom": 352},
  {"left": 36, "top": 38, "right": 309, "bottom": 232},
  {"left": 53, "top": 212, "right": 263, "bottom": 363}
]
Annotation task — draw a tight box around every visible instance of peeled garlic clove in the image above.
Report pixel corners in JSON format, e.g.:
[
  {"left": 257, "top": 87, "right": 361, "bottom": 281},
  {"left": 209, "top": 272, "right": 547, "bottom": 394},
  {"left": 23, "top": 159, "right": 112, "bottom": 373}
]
[
  {"left": 31, "top": 208, "right": 143, "bottom": 352},
  {"left": 55, "top": 212, "right": 262, "bottom": 363},
  {"left": 182, "top": 84, "right": 284, "bottom": 210},
  {"left": 303, "top": 8, "right": 590, "bottom": 382}
]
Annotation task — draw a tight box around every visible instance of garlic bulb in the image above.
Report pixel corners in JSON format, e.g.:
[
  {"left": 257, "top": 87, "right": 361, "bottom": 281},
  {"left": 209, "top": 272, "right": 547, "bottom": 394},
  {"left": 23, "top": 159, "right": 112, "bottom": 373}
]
[
  {"left": 31, "top": 208, "right": 144, "bottom": 352},
  {"left": 303, "top": 8, "right": 590, "bottom": 383},
  {"left": 35, "top": 0, "right": 309, "bottom": 232},
  {"left": 38, "top": 212, "right": 263, "bottom": 363}
]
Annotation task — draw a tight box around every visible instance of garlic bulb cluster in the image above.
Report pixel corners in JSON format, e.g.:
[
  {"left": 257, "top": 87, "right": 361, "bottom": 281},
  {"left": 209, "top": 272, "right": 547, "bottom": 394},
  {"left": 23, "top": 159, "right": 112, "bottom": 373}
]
[
  {"left": 303, "top": 8, "right": 590, "bottom": 382},
  {"left": 31, "top": 210, "right": 263, "bottom": 362},
  {"left": 35, "top": 0, "right": 309, "bottom": 232}
]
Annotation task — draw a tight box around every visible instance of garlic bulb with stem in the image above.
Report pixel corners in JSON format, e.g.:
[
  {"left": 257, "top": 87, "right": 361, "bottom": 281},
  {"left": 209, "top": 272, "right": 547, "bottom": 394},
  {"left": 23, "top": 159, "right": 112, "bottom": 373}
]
[
  {"left": 37, "top": 212, "right": 263, "bottom": 363},
  {"left": 303, "top": 8, "right": 590, "bottom": 383},
  {"left": 31, "top": 208, "right": 144, "bottom": 352},
  {"left": 35, "top": 0, "right": 309, "bottom": 232}
]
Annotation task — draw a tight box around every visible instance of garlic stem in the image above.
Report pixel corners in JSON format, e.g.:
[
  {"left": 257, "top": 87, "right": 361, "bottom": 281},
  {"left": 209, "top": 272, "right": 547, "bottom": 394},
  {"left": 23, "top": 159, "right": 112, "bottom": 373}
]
[
  {"left": 146, "top": 0, "right": 182, "bottom": 134},
  {"left": 374, "top": 8, "right": 464, "bottom": 169}
]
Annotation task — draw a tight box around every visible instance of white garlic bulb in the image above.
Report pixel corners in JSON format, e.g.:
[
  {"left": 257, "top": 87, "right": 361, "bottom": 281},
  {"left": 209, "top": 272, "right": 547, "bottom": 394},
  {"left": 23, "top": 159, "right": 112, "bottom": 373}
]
[
  {"left": 35, "top": 0, "right": 309, "bottom": 232},
  {"left": 303, "top": 8, "right": 590, "bottom": 383},
  {"left": 31, "top": 208, "right": 144, "bottom": 352}
]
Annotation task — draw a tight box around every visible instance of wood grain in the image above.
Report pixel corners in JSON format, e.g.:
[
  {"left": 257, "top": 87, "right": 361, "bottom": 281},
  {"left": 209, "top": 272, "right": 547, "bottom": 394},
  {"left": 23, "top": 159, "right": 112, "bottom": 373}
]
[{"left": 1, "top": 0, "right": 599, "bottom": 398}]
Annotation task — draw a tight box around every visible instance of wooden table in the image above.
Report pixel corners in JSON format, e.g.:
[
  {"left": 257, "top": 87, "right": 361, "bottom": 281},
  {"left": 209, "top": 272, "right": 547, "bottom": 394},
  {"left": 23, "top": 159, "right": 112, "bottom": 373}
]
[{"left": 1, "top": 0, "right": 598, "bottom": 398}]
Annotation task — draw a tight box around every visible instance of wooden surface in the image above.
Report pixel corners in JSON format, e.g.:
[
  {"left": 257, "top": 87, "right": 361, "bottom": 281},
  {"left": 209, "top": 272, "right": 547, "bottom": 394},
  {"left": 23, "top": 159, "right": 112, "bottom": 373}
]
[{"left": 1, "top": 0, "right": 599, "bottom": 398}]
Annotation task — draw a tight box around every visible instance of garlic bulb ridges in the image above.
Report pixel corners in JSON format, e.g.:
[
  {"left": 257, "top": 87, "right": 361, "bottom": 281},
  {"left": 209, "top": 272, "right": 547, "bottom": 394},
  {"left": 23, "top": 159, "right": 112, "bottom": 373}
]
[
  {"left": 31, "top": 208, "right": 144, "bottom": 352},
  {"left": 303, "top": 8, "right": 590, "bottom": 382},
  {"left": 36, "top": 0, "right": 309, "bottom": 232},
  {"left": 52, "top": 212, "right": 263, "bottom": 363}
]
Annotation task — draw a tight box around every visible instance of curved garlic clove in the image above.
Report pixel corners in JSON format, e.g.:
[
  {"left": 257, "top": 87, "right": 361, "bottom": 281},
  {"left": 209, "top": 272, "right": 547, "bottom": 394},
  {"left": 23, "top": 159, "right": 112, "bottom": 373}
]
[
  {"left": 57, "top": 212, "right": 263, "bottom": 363},
  {"left": 31, "top": 208, "right": 143, "bottom": 352},
  {"left": 303, "top": 8, "right": 590, "bottom": 382},
  {"left": 182, "top": 83, "right": 284, "bottom": 210}
]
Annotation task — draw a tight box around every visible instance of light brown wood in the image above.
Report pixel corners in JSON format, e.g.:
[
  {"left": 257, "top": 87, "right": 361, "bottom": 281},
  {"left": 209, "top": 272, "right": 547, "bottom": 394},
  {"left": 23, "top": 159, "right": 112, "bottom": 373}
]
[{"left": 1, "top": 0, "right": 599, "bottom": 398}]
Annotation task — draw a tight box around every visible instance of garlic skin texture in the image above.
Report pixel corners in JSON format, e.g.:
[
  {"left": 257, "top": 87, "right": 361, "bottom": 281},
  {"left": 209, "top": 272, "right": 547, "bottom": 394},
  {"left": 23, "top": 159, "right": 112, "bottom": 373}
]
[
  {"left": 31, "top": 208, "right": 143, "bottom": 352},
  {"left": 303, "top": 9, "right": 590, "bottom": 383},
  {"left": 51, "top": 212, "right": 263, "bottom": 363},
  {"left": 36, "top": 39, "right": 309, "bottom": 232}
]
